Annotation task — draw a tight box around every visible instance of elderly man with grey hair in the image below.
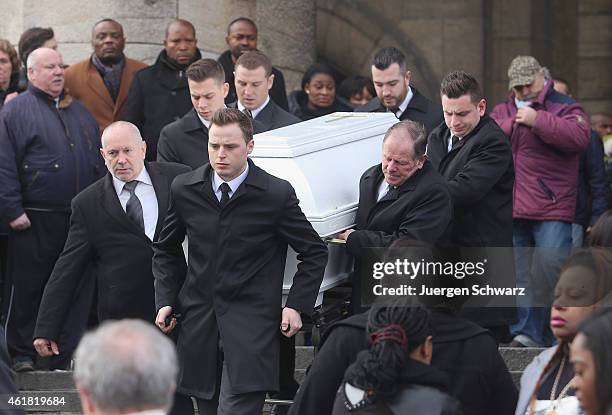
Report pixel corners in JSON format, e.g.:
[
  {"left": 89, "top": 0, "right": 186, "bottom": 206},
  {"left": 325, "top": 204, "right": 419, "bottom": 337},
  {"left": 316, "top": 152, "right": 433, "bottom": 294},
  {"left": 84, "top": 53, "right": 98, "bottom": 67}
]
[
  {"left": 33, "top": 121, "right": 189, "bottom": 362},
  {"left": 0, "top": 47, "right": 104, "bottom": 372},
  {"left": 74, "top": 319, "right": 178, "bottom": 415}
]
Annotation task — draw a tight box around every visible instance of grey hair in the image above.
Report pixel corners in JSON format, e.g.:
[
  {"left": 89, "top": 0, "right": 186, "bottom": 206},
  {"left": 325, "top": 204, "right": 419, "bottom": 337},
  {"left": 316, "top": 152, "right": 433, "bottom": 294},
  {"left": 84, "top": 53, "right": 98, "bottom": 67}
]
[
  {"left": 26, "top": 47, "right": 57, "bottom": 72},
  {"left": 73, "top": 319, "right": 178, "bottom": 412},
  {"left": 383, "top": 120, "right": 427, "bottom": 158},
  {"left": 101, "top": 121, "right": 144, "bottom": 147}
]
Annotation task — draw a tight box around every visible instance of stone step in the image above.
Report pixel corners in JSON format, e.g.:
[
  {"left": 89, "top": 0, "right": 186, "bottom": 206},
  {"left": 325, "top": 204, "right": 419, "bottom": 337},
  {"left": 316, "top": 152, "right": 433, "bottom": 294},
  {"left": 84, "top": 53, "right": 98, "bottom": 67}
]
[{"left": 17, "top": 346, "right": 542, "bottom": 392}]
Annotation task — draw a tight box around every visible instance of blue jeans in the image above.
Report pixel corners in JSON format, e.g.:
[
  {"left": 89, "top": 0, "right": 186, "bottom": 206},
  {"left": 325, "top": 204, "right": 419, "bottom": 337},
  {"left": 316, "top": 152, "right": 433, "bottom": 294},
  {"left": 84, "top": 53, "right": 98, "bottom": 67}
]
[{"left": 511, "top": 219, "right": 572, "bottom": 347}]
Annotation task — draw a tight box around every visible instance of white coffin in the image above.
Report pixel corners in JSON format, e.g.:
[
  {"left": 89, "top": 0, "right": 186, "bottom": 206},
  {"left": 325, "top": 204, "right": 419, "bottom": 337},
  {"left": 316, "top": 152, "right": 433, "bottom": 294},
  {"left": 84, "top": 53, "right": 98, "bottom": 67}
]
[{"left": 251, "top": 112, "right": 398, "bottom": 306}]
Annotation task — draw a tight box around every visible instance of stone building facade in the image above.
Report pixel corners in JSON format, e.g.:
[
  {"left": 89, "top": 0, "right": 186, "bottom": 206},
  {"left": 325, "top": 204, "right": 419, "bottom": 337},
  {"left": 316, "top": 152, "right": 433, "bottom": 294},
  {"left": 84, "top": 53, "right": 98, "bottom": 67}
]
[{"left": 0, "top": 0, "right": 610, "bottom": 114}]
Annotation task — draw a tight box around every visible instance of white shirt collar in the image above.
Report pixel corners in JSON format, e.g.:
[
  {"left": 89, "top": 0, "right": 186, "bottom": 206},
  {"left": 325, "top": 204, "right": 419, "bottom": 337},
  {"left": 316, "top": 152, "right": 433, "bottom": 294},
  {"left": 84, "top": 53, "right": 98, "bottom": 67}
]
[
  {"left": 195, "top": 105, "right": 228, "bottom": 130},
  {"left": 396, "top": 86, "right": 413, "bottom": 118},
  {"left": 212, "top": 162, "right": 250, "bottom": 196},
  {"left": 112, "top": 166, "right": 153, "bottom": 195},
  {"left": 237, "top": 96, "right": 270, "bottom": 119}
]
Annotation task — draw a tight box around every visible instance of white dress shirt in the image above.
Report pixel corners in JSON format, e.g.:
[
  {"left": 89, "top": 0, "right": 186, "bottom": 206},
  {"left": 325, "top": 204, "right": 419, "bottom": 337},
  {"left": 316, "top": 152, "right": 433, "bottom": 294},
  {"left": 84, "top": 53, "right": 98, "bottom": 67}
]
[
  {"left": 377, "top": 180, "right": 392, "bottom": 201},
  {"left": 212, "top": 163, "right": 250, "bottom": 201},
  {"left": 112, "top": 167, "right": 158, "bottom": 241},
  {"left": 237, "top": 96, "right": 270, "bottom": 119},
  {"left": 395, "top": 86, "right": 414, "bottom": 119}
]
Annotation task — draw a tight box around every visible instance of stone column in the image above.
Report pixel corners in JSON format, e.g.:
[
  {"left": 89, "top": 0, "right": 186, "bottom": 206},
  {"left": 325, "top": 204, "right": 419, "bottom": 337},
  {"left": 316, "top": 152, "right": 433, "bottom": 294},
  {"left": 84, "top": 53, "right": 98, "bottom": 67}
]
[{"left": 255, "top": 0, "right": 316, "bottom": 93}]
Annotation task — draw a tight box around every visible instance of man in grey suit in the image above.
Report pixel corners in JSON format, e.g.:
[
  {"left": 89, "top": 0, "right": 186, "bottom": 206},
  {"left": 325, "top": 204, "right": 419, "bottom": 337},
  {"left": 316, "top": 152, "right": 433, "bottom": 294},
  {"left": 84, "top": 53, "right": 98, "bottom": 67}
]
[{"left": 231, "top": 51, "right": 300, "bottom": 131}]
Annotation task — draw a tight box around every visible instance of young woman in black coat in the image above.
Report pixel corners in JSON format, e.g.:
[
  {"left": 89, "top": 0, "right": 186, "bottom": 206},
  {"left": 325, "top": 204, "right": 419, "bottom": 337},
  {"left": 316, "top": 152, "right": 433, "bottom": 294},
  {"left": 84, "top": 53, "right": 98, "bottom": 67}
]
[
  {"left": 331, "top": 301, "right": 462, "bottom": 415},
  {"left": 288, "top": 62, "right": 352, "bottom": 121}
]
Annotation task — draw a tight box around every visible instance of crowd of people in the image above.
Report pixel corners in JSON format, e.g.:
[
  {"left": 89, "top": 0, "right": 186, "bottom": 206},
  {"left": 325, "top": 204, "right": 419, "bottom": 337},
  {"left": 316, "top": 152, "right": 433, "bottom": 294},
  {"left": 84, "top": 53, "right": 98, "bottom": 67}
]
[{"left": 0, "top": 14, "right": 611, "bottom": 415}]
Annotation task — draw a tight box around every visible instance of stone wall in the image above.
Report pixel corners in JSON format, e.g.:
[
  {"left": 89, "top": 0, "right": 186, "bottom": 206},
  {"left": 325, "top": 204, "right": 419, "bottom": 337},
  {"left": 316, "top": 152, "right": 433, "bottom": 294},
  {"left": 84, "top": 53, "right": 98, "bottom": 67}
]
[
  {"left": 0, "top": 0, "right": 609, "bottom": 114},
  {"left": 0, "top": 0, "right": 315, "bottom": 93}
]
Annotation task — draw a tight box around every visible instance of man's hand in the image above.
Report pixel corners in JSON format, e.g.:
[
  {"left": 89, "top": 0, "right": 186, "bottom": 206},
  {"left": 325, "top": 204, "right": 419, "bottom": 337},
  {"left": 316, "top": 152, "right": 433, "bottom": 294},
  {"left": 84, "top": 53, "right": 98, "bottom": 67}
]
[
  {"left": 515, "top": 107, "right": 538, "bottom": 127},
  {"left": 33, "top": 338, "right": 59, "bottom": 357},
  {"left": 155, "top": 306, "right": 176, "bottom": 334},
  {"left": 9, "top": 213, "right": 31, "bottom": 231},
  {"left": 280, "top": 307, "right": 302, "bottom": 338},
  {"left": 337, "top": 228, "right": 355, "bottom": 241}
]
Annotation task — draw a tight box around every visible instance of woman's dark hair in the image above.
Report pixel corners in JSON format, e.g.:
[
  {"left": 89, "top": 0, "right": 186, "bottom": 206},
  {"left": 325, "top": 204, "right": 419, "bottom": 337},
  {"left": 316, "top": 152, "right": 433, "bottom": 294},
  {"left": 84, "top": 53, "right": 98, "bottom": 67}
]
[
  {"left": 556, "top": 248, "right": 612, "bottom": 307},
  {"left": 343, "top": 298, "right": 432, "bottom": 399},
  {"left": 576, "top": 308, "right": 612, "bottom": 415},
  {"left": 18, "top": 27, "right": 55, "bottom": 67},
  {"left": 588, "top": 210, "right": 612, "bottom": 247},
  {"left": 337, "top": 75, "right": 375, "bottom": 101},
  {"left": 300, "top": 62, "right": 338, "bottom": 90}
]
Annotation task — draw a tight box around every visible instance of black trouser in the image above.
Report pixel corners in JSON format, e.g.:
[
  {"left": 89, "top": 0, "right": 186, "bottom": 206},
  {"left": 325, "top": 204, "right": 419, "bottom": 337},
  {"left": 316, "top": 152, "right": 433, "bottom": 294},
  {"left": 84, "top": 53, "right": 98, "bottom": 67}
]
[
  {"left": 272, "top": 334, "right": 299, "bottom": 400},
  {"left": 5, "top": 210, "right": 93, "bottom": 368}
]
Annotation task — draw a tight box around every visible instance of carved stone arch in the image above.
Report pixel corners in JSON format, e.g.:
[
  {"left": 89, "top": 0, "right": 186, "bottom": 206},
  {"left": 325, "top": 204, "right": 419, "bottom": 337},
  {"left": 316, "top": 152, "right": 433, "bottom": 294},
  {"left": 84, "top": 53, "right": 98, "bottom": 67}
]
[{"left": 316, "top": 0, "right": 441, "bottom": 98}]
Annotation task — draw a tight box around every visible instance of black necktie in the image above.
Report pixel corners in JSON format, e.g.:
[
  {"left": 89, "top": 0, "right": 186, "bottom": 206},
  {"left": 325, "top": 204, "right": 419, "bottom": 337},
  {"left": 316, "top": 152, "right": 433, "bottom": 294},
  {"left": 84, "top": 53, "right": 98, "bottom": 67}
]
[
  {"left": 124, "top": 181, "right": 144, "bottom": 232},
  {"left": 243, "top": 108, "right": 253, "bottom": 119},
  {"left": 219, "top": 182, "right": 231, "bottom": 207},
  {"left": 449, "top": 135, "right": 459, "bottom": 151}
]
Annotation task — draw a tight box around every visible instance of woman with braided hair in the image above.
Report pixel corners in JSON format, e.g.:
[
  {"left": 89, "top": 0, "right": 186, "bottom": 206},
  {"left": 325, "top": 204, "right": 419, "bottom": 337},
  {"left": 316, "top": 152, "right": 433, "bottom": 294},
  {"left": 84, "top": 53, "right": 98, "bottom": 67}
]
[{"left": 331, "top": 299, "right": 462, "bottom": 414}]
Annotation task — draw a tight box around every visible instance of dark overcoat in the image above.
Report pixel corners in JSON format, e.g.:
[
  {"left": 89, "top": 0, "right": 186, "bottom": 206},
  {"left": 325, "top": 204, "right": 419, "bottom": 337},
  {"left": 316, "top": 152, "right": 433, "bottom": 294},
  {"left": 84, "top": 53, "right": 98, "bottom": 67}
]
[
  {"left": 121, "top": 50, "right": 201, "bottom": 160},
  {"left": 157, "top": 108, "right": 267, "bottom": 169},
  {"left": 355, "top": 86, "right": 443, "bottom": 134},
  {"left": 153, "top": 159, "right": 327, "bottom": 399},
  {"left": 426, "top": 114, "right": 514, "bottom": 247},
  {"left": 34, "top": 162, "right": 190, "bottom": 341}
]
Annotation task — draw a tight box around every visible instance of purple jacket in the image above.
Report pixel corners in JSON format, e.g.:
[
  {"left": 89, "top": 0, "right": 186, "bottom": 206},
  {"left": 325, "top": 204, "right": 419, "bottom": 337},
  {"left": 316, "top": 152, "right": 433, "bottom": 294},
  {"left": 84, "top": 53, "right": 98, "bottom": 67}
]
[{"left": 491, "top": 82, "right": 590, "bottom": 222}]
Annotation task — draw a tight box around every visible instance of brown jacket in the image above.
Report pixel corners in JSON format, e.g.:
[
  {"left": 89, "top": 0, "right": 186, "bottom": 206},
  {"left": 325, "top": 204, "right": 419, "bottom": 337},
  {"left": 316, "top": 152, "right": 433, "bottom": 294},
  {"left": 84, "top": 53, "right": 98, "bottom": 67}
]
[{"left": 65, "top": 56, "right": 147, "bottom": 131}]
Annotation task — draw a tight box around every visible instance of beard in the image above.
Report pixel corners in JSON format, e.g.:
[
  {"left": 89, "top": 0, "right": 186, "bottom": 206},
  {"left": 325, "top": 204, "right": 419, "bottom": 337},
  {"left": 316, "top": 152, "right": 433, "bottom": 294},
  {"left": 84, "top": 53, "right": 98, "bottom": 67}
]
[{"left": 98, "top": 53, "right": 123, "bottom": 66}]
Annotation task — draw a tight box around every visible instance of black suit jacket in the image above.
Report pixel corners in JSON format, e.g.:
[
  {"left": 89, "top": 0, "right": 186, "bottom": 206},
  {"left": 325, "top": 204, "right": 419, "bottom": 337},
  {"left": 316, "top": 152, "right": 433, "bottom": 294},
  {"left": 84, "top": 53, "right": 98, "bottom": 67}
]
[
  {"left": 355, "top": 87, "right": 443, "bottom": 134},
  {"left": 153, "top": 158, "right": 327, "bottom": 398},
  {"left": 34, "top": 162, "right": 190, "bottom": 341},
  {"left": 347, "top": 161, "right": 453, "bottom": 254},
  {"left": 228, "top": 100, "right": 300, "bottom": 131},
  {"left": 346, "top": 161, "right": 453, "bottom": 311},
  {"left": 246, "top": 99, "right": 301, "bottom": 131},
  {"left": 218, "top": 50, "right": 289, "bottom": 111},
  {"left": 426, "top": 114, "right": 514, "bottom": 247},
  {"left": 158, "top": 108, "right": 267, "bottom": 169}
]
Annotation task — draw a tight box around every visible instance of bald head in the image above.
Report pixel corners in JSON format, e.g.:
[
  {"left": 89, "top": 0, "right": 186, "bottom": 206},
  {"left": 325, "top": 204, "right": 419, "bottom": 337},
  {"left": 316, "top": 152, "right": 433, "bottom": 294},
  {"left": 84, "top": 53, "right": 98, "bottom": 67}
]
[
  {"left": 101, "top": 121, "right": 143, "bottom": 147},
  {"left": 27, "top": 48, "right": 65, "bottom": 98},
  {"left": 100, "top": 121, "right": 147, "bottom": 182},
  {"left": 165, "top": 19, "right": 195, "bottom": 39}
]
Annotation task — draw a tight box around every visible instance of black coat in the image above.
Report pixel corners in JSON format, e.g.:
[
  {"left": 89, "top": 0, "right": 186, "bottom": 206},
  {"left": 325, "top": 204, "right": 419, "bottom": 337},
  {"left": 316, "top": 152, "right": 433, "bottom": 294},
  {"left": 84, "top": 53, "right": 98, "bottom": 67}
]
[
  {"left": 121, "top": 50, "right": 202, "bottom": 161},
  {"left": 153, "top": 159, "right": 327, "bottom": 399},
  {"left": 332, "top": 359, "right": 462, "bottom": 415},
  {"left": 157, "top": 108, "right": 267, "bottom": 169},
  {"left": 218, "top": 50, "right": 289, "bottom": 111},
  {"left": 229, "top": 99, "right": 301, "bottom": 131},
  {"left": 347, "top": 161, "right": 453, "bottom": 254},
  {"left": 426, "top": 114, "right": 514, "bottom": 247},
  {"left": 288, "top": 309, "right": 518, "bottom": 415},
  {"left": 346, "top": 161, "right": 453, "bottom": 311},
  {"left": 355, "top": 87, "right": 443, "bottom": 135},
  {"left": 288, "top": 90, "right": 353, "bottom": 121},
  {"left": 34, "top": 162, "right": 190, "bottom": 341}
]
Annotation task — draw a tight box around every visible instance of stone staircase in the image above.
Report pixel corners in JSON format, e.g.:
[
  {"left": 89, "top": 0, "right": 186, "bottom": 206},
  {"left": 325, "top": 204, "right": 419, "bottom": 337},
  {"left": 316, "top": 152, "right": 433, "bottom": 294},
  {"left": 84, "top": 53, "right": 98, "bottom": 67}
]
[{"left": 13, "top": 346, "right": 542, "bottom": 415}]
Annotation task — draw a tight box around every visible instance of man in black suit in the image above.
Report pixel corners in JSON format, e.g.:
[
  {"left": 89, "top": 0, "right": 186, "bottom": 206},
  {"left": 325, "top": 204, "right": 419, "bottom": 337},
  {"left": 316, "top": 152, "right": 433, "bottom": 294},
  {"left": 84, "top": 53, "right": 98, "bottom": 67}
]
[
  {"left": 426, "top": 70, "right": 515, "bottom": 341},
  {"left": 230, "top": 51, "right": 300, "bottom": 131},
  {"left": 154, "top": 108, "right": 327, "bottom": 415},
  {"left": 32, "top": 121, "right": 189, "bottom": 359},
  {"left": 356, "top": 47, "right": 443, "bottom": 134},
  {"left": 337, "top": 120, "right": 453, "bottom": 311},
  {"left": 218, "top": 17, "right": 289, "bottom": 111},
  {"left": 157, "top": 59, "right": 265, "bottom": 169}
]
